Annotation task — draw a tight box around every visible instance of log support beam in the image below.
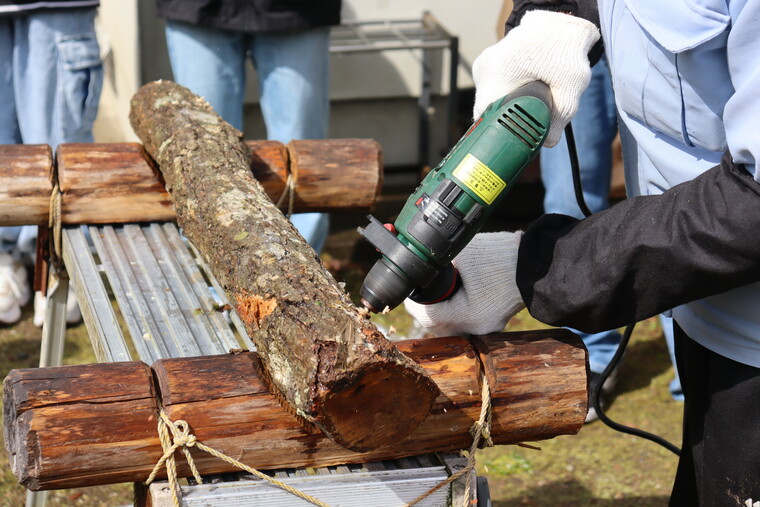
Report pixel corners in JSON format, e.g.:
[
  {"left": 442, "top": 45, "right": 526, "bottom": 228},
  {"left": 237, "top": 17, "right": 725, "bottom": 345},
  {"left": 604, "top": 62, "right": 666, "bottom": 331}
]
[
  {"left": 0, "top": 139, "right": 382, "bottom": 227},
  {"left": 4, "top": 331, "right": 588, "bottom": 491}
]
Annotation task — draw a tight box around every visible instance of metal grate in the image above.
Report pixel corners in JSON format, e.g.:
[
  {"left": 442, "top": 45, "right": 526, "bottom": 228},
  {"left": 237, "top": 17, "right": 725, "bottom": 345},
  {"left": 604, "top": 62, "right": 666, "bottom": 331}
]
[
  {"left": 330, "top": 14, "right": 456, "bottom": 54},
  {"left": 62, "top": 223, "right": 252, "bottom": 364},
  {"left": 329, "top": 12, "right": 461, "bottom": 167}
]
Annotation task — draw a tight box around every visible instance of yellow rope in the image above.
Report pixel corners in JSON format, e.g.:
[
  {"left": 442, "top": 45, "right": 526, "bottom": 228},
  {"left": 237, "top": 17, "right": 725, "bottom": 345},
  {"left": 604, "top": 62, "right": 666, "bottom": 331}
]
[
  {"left": 145, "top": 376, "right": 493, "bottom": 507},
  {"left": 275, "top": 173, "right": 296, "bottom": 218},
  {"left": 145, "top": 407, "right": 332, "bottom": 507},
  {"left": 404, "top": 375, "right": 493, "bottom": 507},
  {"left": 48, "top": 184, "right": 62, "bottom": 272}
]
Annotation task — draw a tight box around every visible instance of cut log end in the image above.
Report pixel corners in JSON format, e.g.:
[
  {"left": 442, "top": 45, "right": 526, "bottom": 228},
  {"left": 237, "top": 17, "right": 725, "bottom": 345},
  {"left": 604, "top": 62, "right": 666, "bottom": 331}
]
[
  {"left": 3, "top": 377, "right": 34, "bottom": 488},
  {"left": 316, "top": 362, "right": 440, "bottom": 452}
]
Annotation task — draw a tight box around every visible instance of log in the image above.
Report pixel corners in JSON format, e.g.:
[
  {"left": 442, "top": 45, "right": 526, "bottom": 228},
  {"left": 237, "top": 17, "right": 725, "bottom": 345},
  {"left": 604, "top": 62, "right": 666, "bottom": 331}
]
[
  {"left": 286, "top": 138, "right": 382, "bottom": 211},
  {"left": 3, "top": 331, "right": 588, "bottom": 491},
  {"left": 3, "top": 361, "right": 160, "bottom": 490},
  {"left": 0, "top": 140, "right": 381, "bottom": 226},
  {"left": 0, "top": 144, "right": 52, "bottom": 226},
  {"left": 57, "top": 143, "right": 175, "bottom": 225},
  {"left": 128, "top": 80, "right": 437, "bottom": 451}
]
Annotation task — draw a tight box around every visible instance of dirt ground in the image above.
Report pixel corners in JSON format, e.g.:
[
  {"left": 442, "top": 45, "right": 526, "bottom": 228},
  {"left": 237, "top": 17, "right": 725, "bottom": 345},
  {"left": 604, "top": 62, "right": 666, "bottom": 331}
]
[{"left": 0, "top": 208, "right": 683, "bottom": 506}]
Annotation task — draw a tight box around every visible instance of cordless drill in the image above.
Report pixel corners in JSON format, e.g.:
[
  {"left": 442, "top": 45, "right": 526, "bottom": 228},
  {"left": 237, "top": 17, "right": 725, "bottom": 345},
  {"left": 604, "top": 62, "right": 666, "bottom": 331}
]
[{"left": 358, "top": 82, "right": 552, "bottom": 313}]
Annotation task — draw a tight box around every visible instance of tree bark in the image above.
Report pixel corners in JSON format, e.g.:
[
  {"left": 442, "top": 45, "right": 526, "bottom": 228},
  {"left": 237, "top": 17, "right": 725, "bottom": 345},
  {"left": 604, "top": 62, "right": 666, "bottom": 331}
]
[
  {"left": 3, "top": 331, "right": 588, "bottom": 491},
  {"left": 0, "top": 140, "right": 381, "bottom": 227},
  {"left": 128, "top": 80, "right": 437, "bottom": 451}
]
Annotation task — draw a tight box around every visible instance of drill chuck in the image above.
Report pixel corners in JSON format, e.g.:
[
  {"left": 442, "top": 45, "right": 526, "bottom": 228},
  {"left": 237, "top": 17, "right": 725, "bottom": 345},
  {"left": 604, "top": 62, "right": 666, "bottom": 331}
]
[
  {"left": 358, "top": 216, "right": 462, "bottom": 312},
  {"left": 360, "top": 258, "right": 414, "bottom": 313},
  {"left": 358, "top": 216, "right": 441, "bottom": 311}
]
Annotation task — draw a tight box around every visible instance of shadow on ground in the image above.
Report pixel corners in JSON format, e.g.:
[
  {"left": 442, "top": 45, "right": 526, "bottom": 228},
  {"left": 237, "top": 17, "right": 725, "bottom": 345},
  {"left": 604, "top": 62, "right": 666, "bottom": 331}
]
[{"left": 492, "top": 478, "right": 669, "bottom": 506}]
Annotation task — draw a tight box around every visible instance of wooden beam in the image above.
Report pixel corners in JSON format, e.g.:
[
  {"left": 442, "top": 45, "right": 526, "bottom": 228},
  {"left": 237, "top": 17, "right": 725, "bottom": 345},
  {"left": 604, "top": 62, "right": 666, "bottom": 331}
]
[
  {"left": 57, "top": 143, "right": 175, "bottom": 225},
  {"left": 3, "top": 331, "right": 588, "bottom": 491},
  {"left": 0, "top": 139, "right": 382, "bottom": 227},
  {"left": 0, "top": 144, "right": 52, "bottom": 226},
  {"left": 3, "top": 361, "right": 160, "bottom": 490},
  {"left": 286, "top": 138, "right": 383, "bottom": 212}
]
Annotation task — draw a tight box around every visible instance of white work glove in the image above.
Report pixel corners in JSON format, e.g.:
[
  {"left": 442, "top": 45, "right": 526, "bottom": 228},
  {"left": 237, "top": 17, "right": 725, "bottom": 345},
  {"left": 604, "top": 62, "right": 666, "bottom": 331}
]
[
  {"left": 472, "top": 10, "right": 600, "bottom": 147},
  {"left": 404, "top": 232, "right": 525, "bottom": 337}
]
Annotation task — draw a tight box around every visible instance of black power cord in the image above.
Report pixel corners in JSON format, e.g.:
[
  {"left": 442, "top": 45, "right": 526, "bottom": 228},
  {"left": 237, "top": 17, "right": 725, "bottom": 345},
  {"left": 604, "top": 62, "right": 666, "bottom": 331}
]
[{"left": 564, "top": 123, "right": 681, "bottom": 457}]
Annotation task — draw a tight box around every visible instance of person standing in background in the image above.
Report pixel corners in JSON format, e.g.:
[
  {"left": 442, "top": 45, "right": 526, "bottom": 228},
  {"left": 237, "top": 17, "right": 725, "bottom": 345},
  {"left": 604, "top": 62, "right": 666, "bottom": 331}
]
[
  {"left": 0, "top": 0, "right": 103, "bottom": 325},
  {"left": 154, "top": 0, "right": 341, "bottom": 253}
]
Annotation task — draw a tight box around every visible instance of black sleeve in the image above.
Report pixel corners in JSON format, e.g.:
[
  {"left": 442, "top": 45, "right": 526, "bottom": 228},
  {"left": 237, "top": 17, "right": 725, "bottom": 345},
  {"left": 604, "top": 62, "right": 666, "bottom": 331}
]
[
  {"left": 505, "top": 0, "right": 603, "bottom": 64},
  {"left": 516, "top": 153, "right": 760, "bottom": 333}
]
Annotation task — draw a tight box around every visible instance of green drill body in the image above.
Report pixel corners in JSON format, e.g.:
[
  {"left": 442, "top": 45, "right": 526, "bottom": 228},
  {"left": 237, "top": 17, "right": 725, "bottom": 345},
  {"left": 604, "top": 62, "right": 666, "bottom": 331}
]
[{"left": 359, "top": 82, "right": 552, "bottom": 313}]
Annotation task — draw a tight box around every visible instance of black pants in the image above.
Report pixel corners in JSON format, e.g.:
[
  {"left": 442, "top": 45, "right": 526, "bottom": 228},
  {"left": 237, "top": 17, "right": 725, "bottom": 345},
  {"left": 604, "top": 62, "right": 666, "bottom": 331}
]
[{"left": 670, "top": 323, "right": 760, "bottom": 506}]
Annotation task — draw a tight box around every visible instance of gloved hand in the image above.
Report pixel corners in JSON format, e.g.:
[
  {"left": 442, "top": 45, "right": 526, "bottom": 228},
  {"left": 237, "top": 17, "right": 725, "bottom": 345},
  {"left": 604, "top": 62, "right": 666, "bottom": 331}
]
[
  {"left": 472, "top": 10, "right": 600, "bottom": 147},
  {"left": 404, "top": 231, "right": 525, "bottom": 337}
]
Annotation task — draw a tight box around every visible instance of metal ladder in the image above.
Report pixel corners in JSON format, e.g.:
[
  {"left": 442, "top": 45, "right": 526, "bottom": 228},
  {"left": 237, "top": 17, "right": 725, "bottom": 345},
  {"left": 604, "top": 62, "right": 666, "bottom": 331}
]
[{"left": 32, "top": 222, "right": 481, "bottom": 506}]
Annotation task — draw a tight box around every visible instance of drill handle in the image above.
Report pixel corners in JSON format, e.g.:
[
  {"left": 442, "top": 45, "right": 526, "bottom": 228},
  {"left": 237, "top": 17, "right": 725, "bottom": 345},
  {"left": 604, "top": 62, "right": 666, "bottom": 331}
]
[{"left": 497, "top": 81, "right": 553, "bottom": 112}]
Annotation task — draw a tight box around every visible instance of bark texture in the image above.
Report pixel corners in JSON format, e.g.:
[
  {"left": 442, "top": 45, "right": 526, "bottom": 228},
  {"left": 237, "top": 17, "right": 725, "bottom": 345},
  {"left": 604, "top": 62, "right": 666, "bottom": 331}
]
[
  {"left": 128, "top": 80, "right": 437, "bottom": 451},
  {"left": 4, "top": 331, "right": 588, "bottom": 491},
  {"left": 0, "top": 144, "right": 52, "bottom": 226}
]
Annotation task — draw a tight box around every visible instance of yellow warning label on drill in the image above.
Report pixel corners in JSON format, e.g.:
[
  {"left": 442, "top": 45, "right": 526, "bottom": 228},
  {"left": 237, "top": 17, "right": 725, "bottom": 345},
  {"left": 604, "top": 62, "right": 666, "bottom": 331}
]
[{"left": 452, "top": 154, "right": 506, "bottom": 205}]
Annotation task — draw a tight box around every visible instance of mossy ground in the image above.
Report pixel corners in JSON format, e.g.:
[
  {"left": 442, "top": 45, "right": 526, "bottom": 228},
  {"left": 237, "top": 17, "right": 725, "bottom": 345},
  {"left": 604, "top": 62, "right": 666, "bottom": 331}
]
[{"left": 0, "top": 224, "right": 683, "bottom": 506}]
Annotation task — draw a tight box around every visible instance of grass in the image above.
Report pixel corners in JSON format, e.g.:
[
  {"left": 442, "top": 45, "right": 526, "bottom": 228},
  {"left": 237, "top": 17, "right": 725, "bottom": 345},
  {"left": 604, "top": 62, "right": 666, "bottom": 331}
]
[
  {"left": 0, "top": 307, "right": 134, "bottom": 506},
  {"left": 0, "top": 240, "right": 683, "bottom": 506}
]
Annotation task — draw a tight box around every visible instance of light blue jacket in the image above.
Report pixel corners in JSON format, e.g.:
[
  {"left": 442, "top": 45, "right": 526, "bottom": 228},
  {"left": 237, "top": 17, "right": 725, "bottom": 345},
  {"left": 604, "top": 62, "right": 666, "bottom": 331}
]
[{"left": 600, "top": 0, "right": 760, "bottom": 366}]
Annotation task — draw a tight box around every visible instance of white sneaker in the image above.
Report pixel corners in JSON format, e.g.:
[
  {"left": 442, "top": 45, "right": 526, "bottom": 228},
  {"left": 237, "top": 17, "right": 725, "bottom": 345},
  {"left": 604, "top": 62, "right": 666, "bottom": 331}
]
[
  {"left": 33, "top": 286, "right": 83, "bottom": 328},
  {"left": 33, "top": 291, "right": 46, "bottom": 327},
  {"left": 0, "top": 252, "right": 30, "bottom": 324},
  {"left": 0, "top": 287, "right": 21, "bottom": 325}
]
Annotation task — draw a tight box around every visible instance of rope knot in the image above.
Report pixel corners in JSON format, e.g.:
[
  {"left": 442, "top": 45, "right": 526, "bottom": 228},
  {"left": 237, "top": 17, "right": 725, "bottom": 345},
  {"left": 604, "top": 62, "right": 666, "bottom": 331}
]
[
  {"left": 147, "top": 408, "right": 332, "bottom": 507},
  {"left": 171, "top": 420, "right": 196, "bottom": 448}
]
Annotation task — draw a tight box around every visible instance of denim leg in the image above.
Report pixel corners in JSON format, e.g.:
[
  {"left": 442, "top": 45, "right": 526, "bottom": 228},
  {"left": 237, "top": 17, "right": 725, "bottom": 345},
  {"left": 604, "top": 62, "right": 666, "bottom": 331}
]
[
  {"left": 541, "top": 57, "right": 617, "bottom": 219},
  {"left": 660, "top": 314, "right": 684, "bottom": 401},
  {"left": 577, "top": 327, "right": 622, "bottom": 374},
  {"left": 164, "top": 21, "right": 247, "bottom": 130},
  {"left": 14, "top": 9, "right": 102, "bottom": 146},
  {"left": 250, "top": 28, "right": 331, "bottom": 252},
  {"left": 2, "top": 9, "right": 101, "bottom": 260},
  {"left": 249, "top": 28, "right": 330, "bottom": 142},
  {"left": 0, "top": 18, "right": 21, "bottom": 145},
  {"left": 540, "top": 57, "right": 621, "bottom": 374},
  {"left": 0, "top": 19, "right": 22, "bottom": 254}
]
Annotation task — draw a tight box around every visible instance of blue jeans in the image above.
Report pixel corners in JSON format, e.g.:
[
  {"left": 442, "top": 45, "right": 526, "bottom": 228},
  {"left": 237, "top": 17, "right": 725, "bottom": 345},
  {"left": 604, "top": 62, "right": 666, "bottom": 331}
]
[
  {"left": 0, "top": 9, "right": 102, "bottom": 260},
  {"left": 164, "top": 21, "right": 330, "bottom": 253},
  {"left": 541, "top": 57, "right": 618, "bottom": 217},
  {"left": 659, "top": 313, "right": 684, "bottom": 401},
  {"left": 540, "top": 57, "right": 621, "bottom": 374}
]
